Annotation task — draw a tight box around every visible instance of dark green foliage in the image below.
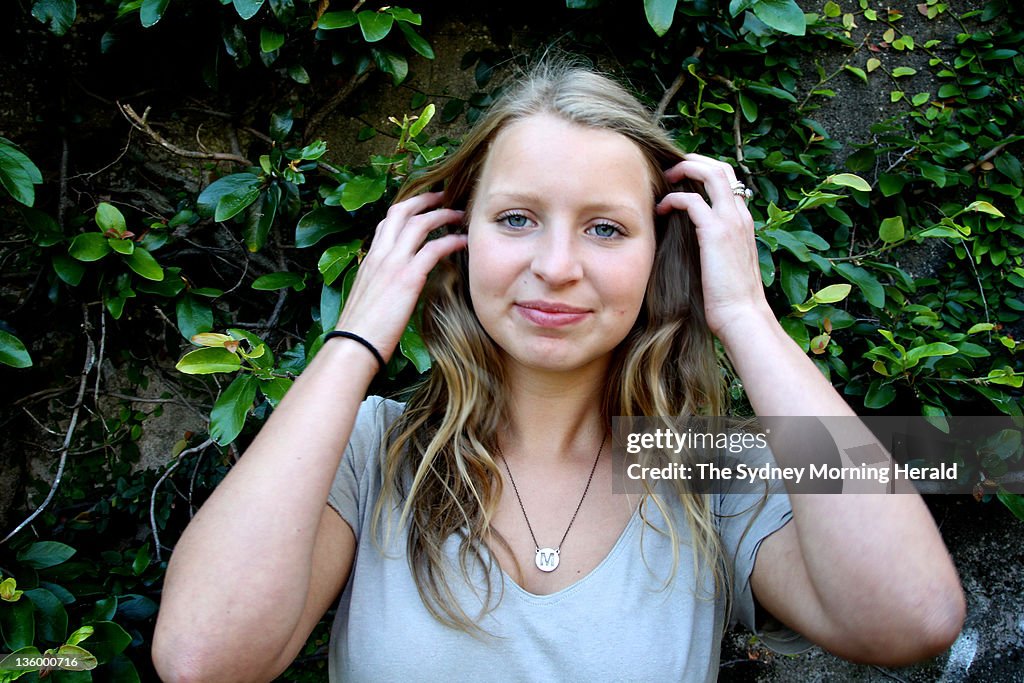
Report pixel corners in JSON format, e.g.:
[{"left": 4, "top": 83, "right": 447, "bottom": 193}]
[{"left": 2, "top": 1, "right": 1022, "bottom": 680}]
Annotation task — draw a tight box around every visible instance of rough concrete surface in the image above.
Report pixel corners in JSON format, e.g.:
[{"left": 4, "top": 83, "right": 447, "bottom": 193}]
[{"left": 720, "top": 497, "right": 1024, "bottom": 682}]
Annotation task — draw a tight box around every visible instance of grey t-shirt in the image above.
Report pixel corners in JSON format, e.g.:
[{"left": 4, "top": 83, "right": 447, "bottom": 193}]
[{"left": 326, "top": 396, "right": 809, "bottom": 682}]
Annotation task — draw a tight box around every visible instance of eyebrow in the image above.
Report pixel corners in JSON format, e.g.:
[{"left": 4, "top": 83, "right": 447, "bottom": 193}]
[{"left": 485, "top": 191, "right": 648, "bottom": 217}]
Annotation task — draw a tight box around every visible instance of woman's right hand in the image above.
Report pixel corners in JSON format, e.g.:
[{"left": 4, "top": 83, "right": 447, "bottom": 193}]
[{"left": 334, "top": 191, "right": 467, "bottom": 364}]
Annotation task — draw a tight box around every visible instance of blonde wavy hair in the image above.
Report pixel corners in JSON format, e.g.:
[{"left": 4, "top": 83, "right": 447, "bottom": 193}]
[{"left": 370, "top": 58, "right": 727, "bottom": 633}]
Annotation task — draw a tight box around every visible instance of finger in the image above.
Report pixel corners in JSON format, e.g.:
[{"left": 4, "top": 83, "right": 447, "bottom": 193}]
[
  {"left": 394, "top": 208, "right": 466, "bottom": 254},
  {"left": 375, "top": 191, "right": 447, "bottom": 245},
  {"left": 664, "top": 159, "right": 740, "bottom": 210},
  {"left": 411, "top": 233, "right": 469, "bottom": 272},
  {"left": 655, "top": 192, "right": 716, "bottom": 227}
]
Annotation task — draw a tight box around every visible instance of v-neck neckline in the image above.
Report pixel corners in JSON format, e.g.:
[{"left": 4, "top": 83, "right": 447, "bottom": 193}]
[{"left": 496, "top": 503, "right": 643, "bottom": 602}]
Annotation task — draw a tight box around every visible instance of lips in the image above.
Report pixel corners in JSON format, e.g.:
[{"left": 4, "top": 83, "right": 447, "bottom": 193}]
[{"left": 514, "top": 300, "right": 592, "bottom": 328}]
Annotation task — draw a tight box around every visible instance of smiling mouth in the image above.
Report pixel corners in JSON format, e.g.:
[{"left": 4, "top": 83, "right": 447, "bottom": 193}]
[{"left": 514, "top": 301, "right": 592, "bottom": 328}]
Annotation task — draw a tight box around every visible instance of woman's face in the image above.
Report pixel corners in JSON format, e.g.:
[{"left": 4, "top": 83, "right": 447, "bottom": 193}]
[{"left": 466, "top": 113, "right": 657, "bottom": 375}]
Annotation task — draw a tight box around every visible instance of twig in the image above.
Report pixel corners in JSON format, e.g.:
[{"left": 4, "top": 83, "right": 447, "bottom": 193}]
[
  {"left": 93, "top": 309, "right": 106, "bottom": 405},
  {"left": 654, "top": 47, "right": 704, "bottom": 120},
  {"left": 304, "top": 70, "right": 374, "bottom": 139},
  {"left": 70, "top": 127, "right": 135, "bottom": 182},
  {"left": 20, "top": 407, "right": 61, "bottom": 436},
  {"left": 961, "top": 139, "right": 1015, "bottom": 173},
  {"left": 13, "top": 383, "right": 76, "bottom": 408},
  {"left": 871, "top": 665, "right": 910, "bottom": 682},
  {"left": 119, "top": 103, "right": 252, "bottom": 166},
  {"left": 731, "top": 106, "right": 752, "bottom": 186},
  {"left": 1, "top": 307, "right": 95, "bottom": 545},
  {"left": 58, "top": 137, "right": 69, "bottom": 231},
  {"left": 151, "top": 438, "right": 215, "bottom": 561},
  {"left": 798, "top": 33, "right": 871, "bottom": 111}
]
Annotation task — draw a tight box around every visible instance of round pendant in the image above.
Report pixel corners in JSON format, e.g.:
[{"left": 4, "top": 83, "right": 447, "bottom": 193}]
[{"left": 535, "top": 547, "right": 560, "bottom": 572}]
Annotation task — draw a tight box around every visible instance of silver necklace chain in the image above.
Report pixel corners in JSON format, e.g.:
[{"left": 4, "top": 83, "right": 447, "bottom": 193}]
[{"left": 497, "top": 433, "right": 606, "bottom": 573}]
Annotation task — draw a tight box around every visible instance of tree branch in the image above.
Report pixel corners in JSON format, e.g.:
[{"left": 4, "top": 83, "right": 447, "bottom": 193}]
[
  {"left": 2, "top": 306, "right": 96, "bottom": 545},
  {"left": 119, "top": 103, "right": 252, "bottom": 166},
  {"left": 654, "top": 47, "right": 704, "bottom": 120},
  {"left": 304, "top": 70, "right": 374, "bottom": 140}
]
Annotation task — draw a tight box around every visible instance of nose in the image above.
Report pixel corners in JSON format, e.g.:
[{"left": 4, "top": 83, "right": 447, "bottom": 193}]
[{"left": 530, "top": 223, "right": 583, "bottom": 286}]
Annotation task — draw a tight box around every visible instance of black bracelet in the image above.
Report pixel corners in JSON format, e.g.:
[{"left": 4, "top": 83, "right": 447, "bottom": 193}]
[{"left": 323, "top": 330, "right": 385, "bottom": 371}]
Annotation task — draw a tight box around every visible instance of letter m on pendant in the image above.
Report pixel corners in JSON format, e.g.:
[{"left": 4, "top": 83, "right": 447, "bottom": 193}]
[{"left": 535, "top": 548, "right": 560, "bottom": 572}]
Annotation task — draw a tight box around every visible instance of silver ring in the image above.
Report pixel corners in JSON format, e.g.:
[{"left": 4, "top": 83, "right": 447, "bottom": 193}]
[{"left": 731, "top": 181, "right": 754, "bottom": 201}]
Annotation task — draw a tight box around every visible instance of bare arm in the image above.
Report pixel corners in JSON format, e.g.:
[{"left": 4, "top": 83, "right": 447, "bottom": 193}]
[
  {"left": 152, "top": 193, "right": 467, "bottom": 682},
  {"left": 659, "top": 155, "right": 965, "bottom": 664}
]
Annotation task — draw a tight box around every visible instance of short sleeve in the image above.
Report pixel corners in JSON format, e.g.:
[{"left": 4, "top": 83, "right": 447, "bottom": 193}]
[
  {"left": 326, "top": 396, "right": 402, "bottom": 538},
  {"left": 717, "top": 448, "right": 814, "bottom": 655}
]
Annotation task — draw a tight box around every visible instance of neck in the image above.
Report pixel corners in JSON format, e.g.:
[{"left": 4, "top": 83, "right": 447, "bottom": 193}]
[{"left": 500, "top": 355, "right": 611, "bottom": 464}]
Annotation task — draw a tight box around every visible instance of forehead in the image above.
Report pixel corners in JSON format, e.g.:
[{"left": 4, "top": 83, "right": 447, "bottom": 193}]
[{"left": 475, "top": 114, "right": 655, "bottom": 209}]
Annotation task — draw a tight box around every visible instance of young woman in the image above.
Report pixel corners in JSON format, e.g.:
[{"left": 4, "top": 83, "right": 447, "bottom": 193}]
[{"left": 153, "top": 61, "right": 965, "bottom": 682}]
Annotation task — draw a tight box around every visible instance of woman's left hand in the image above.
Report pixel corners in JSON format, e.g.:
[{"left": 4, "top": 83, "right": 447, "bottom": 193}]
[{"left": 655, "top": 153, "right": 771, "bottom": 339}]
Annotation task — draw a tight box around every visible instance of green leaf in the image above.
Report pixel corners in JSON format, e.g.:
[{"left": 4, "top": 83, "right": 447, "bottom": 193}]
[
  {"left": 0, "top": 137, "right": 43, "bottom": 206},
  {"left": 967, "top": 323, "right": 995, "bottom": 335},
  {"left": 864, "top": 379, "right": 896, "bottom": 409},
  {"left": 905, "top": 342, "right": 957, "bottom": 366},
  {"left": 409, "top": 104, "right": 436, "bottom": 138},
  {"left": 824, "top": 173, "right": 871, "bottom": 192},
  {"left": 318, "top": 10, "right": 356, "bottom": 28},
  {"left": 51, "top": 253, "right": 85, "bottom": 286},
  {"left": 892, "top": 66, "right": 916, "bottom": 77},
  {"left": 752, "top": 0, "right": 806, "bottom": 36},
  {"left": 244, "top": 184, "right": 280, "bottom": 252},
  {"left": 843, "top": 65, "right": 868, "bottom": 83},
  {"left": 812, "top": 283, "right": 852, "bottom": 304},
  {"left": 318, "top": 240, "right": 361, "bottom": 286},
  {"left": 372, "top": 48, "right": 408, "bottom": 85},
  {"left": 104, "top": 653, "right": 140, "bottom": 682},
  {"left": 175, "top": 347, "right": 241, "bottom": 375},
  {"left": 965, "top": 200, "right": 1004, "bottom": 217},
  {"left": 31, "top": 0, "right": 77, "bottom": 36},
  {"left": 295, "top": 207, "right": 347, "bottom": 247},
  {"left": 232, "top": 0, "right": 264, "bottom": 20},
  {"left": 357, "top": 10, "right": 394, "bottom": 42},
  {"left": 384, "top": 7, "right": 421, "bottom": 24},
  {"left": 0, "top": 330, "right": 32, "bottom": 369},
  {"left": 123, "top": 246, "right": 164, "bottom": 281},
  {"left": 17, "top": 541, "right": 76, "bottom": 569},
  {"left": 397, "top": 22, "right": 434, "bottom": 59},
  {"left": 738, "top": 92, "right": 758, "bottom": 122},
  {"left": 197, "top": 173, "right": 263, "bottom": 222},
  {"left": 24, "top": 588, "right": 67, "bottom": 643},
  {"left": 400, "top": 324, "right": 431, "bottom": 373},
  {"left": 210, "top": 374, "right": 258, "bottom": 445},
  {"left": 259, "top": 27, "right": 284, "bottom": 52},
  {"left": 780, "top": 316, "right": 810, "bottom": 351},
  {"left": 644, "top": 0, "right": 677, "bottom": 36},
  {"left": 68, "top": 232, "right": 112, "bottom": 262},
  {"left": 81, "top": 598, "right": 116, "bottom": 626},
  {"left": 320, "top": 283, "right": 343, "bottom": 332},
  {"left": 108, "top": 238, "right": 134, "bottom": 255},
  {"left": 997, "top": 491, "right": 1024, "bottom": 522},
  {"left": 878, "top": 174, "right": 907, "bottom": 197},
  {"left": 78, "top": 621, "right": 130, "bottom": 665},
  {"left": 140, "top": 0, "right": 169, "bottom": 27},
  {"left": 833, "top": 262, "right": 885, "bottom": 308},
  {"left": 779, "top": 260, "right": 809, "bottom": 306},
  {"left": 0, "top": 598, "right": 34, "bottom": 650},
  {"left": 252, "top": 272, "right": 303, "bottom": 290},
  {"left": 176, "top": 295, "right": 213, "bottom": 341},
  {"left": 288, "top": 65, "right": 310, "bottom": 84},
  {"left": 258, "top": 377, "right": 292, "bottom": 407},
  {"left": 340, "top": 175, "right": 387, "bottom": 212},
  {"left": 878, "top": 216, "right": 905, "bottom": 243},
  {"left": 745, "top": 82, "right": 798, "bottom": 103}
]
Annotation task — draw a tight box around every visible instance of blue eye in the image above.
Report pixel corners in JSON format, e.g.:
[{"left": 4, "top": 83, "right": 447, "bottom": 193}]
[
  {"left": 500, "top": 213, "right": 529, "bottom": 228},
  {"left": 590, "top": 223, "right": 622, "bottom": 238}
]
